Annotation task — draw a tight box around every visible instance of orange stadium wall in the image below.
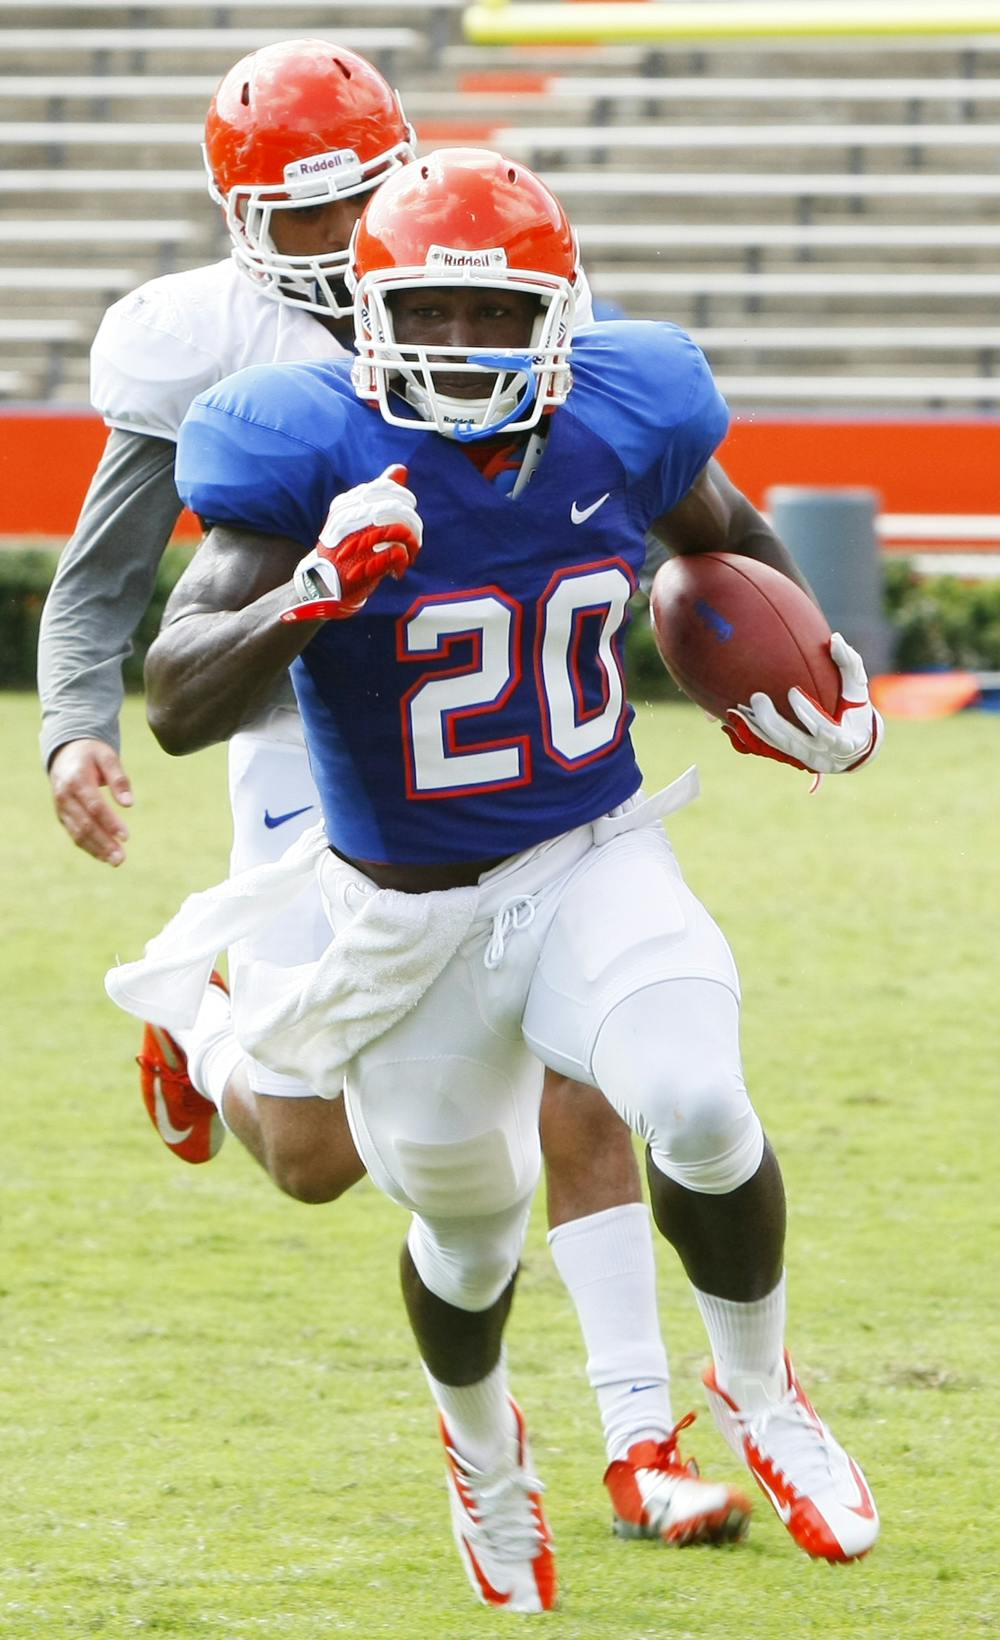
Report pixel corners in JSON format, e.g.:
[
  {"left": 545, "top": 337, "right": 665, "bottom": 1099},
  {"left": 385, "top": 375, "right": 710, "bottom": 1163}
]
[
  {"left": 0, "top": 407, "right": 998, "bottom": 537},
  {"left": 0, "top": 409, "right": 200, "bottom": 540}
]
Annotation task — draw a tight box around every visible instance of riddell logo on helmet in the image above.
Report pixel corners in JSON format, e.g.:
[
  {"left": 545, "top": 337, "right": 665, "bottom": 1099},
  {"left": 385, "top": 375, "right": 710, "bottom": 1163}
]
[
  {"left": 426, "top": 245, "right": 508, "bottom": 270},
  {"left": 284, "top": 149, "right": 360, "bottom": 184}
]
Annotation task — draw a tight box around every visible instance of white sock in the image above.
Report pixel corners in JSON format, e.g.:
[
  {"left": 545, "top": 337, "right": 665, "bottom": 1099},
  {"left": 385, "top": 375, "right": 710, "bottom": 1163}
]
[
  {"left": 548, "top": 1203, "right": 673, "bottom": 1462},
  {"left": 423, "top": 1352, "right": 517, "bottom": 1474},
  {"left": 694, "top": 1271, "right": 787, "bottom": 1410},
  {"left": 172, "top": 982, "right": 243, "bottom": 1115}
]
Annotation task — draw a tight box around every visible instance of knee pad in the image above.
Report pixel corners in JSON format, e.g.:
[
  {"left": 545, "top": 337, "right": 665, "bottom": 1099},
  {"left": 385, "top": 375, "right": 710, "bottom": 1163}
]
[
  {"left": 650, "top": 1105, "right": 764, "bottom": 1196},
  {"left": 592, "top": 979, "right": 764, "bottom": 1195},
  {"left": 406, "top": 1198, "right": 533, "bottom": 1311}
]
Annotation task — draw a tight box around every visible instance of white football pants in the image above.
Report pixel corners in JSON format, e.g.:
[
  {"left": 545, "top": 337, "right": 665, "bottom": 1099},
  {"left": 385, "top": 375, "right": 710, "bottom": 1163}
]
[{"left": 323, "top": 798, "right": 763, "bottom": 1312}]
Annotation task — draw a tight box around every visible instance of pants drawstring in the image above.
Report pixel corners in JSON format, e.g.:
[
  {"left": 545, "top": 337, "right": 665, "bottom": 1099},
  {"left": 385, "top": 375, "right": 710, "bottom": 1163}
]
[{"left": 484, "top": 896, "right": 537, "bottom": 970}]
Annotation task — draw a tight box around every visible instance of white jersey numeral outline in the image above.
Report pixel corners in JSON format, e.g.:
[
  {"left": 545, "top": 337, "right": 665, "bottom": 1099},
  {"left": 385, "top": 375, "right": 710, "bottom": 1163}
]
[
  {"left": 400, "top": 589, "right": 529, "bottom": 796},
  {"left": 537, "top": 564, "right": 632, "bottom": 767},
  {"left": 400, "top": 562, "right": 634, "bottom": 798}
]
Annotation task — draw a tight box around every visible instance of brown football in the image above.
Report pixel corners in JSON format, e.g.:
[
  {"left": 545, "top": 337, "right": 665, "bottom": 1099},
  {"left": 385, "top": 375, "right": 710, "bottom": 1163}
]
[{"left": 648, "top": 552, "right": 840, "bottom": 724}]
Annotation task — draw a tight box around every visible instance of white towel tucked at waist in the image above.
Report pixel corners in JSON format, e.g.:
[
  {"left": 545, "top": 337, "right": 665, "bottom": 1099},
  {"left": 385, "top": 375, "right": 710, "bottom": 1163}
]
[
  {"left": 105, "top": 820, "right": 478, "bottom": 1097},
  {"left": 232, "top": 876, "right": 477, "bottom": 1097}
]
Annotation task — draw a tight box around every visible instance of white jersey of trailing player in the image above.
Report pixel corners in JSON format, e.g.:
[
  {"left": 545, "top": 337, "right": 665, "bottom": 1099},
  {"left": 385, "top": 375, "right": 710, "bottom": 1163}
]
[{"left": 90, "top": 257, "right": 349, "bottom": 440}]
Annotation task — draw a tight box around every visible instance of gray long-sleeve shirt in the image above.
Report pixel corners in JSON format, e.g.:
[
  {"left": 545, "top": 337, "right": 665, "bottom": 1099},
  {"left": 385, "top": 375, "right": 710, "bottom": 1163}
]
[
  {"left": 37, "top": 258, "right": 350, "bottom": 770},
  {"left": 37, "top": 428, "right": 183, "bottom": 767}
]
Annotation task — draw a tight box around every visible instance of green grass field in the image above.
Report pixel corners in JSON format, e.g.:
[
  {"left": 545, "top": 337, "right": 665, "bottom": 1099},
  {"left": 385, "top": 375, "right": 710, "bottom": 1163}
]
[{"left": 2, "top": 691, "right": 998, "bottom": 1638}]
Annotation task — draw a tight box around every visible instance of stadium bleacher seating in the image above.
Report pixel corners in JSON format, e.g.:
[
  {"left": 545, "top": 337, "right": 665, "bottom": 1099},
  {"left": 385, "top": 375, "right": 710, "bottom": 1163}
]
[
  {"left": 0, "top": 0, "right": 998, "bottom": 556},
  {"left": 478, "top": 72, "right": 1000, "bottom": 113},
  {"left": 0, "top": 29, "right": 420, "bottom": 73},
  {"left": 498, "top": 119, "right": 1000, "bottom": 159},
  {"left": 0, "top": 267, "right": 141, "bottom": 296},
  {"left": 2, "top": 0, "right": 465, "bottom": 62}
]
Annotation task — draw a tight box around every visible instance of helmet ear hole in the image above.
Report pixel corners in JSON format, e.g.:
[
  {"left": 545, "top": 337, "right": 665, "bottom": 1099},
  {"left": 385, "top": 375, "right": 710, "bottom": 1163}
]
[{"left": 240, "top": 81, "right": 250, "bottom": 107}]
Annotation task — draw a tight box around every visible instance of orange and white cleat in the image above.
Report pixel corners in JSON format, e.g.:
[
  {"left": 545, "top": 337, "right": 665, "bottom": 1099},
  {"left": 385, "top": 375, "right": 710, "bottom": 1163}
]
[
  {"left": 604, "top": 1412, "right": 751, "bottom": 1546},
  {"left": 440, "top": 1398, "right": 557, "bottom": 1613},
  {"left": 136, "top": 972, "right": 228, "bottom": 1165},
  {"left": 703, "top": 1352, "right": 879, "bottom": 1563}
]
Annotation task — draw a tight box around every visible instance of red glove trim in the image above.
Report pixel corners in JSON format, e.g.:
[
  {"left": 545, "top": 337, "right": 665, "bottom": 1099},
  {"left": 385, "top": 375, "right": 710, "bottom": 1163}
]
[{"left": 722, "top": 713, "right": 811, "bottom": 772}]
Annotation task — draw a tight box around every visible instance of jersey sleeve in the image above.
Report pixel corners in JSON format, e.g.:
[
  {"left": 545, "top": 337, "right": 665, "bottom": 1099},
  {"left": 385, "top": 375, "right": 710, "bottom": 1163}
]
[
  {"left": 571, "top": 323, "right": 729, "bottom": 516},
  {"left": 644, "top": 326, "right": 730, "bottom": 511},
  {"left": 90, "top": 284, "right": 227, "bottom": 442},
  {"left": 38, "top": 429, "right": 182, "bottom": 764},
  {"left": 175, "top": 366, "right": 339, "bottom": 550}
]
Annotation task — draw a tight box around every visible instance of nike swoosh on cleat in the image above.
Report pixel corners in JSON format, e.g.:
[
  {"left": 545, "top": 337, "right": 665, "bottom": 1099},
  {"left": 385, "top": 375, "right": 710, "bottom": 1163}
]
[
  {"left": 263, "top": 804, "right": 313, "bottom": 830},
  {"left": 754, "top": 1473, "right": 792, "bottom": 1524},
  {"left": 462, "top": 1536, "right": 513, "bottom": 1606},
  {"left": 153, "top": 1080, "right": 194, "bottom": 1146},
  {"left": 570, "top": 492, "right": 610, "bottom": 524},
  {"left": 845, "top": 1460, "right": 877, "bottom": 1519}
]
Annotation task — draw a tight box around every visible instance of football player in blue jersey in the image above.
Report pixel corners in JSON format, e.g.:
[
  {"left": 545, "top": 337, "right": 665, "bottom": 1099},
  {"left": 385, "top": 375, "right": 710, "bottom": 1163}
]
[
  {"left": 122, "top": 149, "right": 881, "bottom": 1611},
  {"left": 40, "top": 42, "right": 748, "bottom": 1556}
]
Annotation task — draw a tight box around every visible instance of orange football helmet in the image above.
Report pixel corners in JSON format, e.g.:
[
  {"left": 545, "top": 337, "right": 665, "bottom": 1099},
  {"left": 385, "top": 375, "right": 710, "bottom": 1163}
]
[
  {"left": 203, "top": 38, "right": 415, "bottom": 316},
  {"left": 349, "top": 148, "right": 581, "bottom": 440}
]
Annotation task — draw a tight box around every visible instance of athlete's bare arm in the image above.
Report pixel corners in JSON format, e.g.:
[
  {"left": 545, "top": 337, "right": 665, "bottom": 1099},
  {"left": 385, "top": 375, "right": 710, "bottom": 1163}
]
[
  {"left": 649, "top": 458, "right": 817, "bottom": 603},
  {"left": 144, "top": 525, "right": 319, "bottom": 755}
]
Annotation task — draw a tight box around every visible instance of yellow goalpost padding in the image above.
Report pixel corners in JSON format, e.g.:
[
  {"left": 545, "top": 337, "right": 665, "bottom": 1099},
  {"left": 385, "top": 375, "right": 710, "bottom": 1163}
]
[{"left": 463, "top": 2, "right": 1000, "bottom": 45}]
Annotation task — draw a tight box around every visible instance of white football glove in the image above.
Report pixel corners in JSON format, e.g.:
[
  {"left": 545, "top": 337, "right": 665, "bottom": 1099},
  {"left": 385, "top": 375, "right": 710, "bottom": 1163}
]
[
  {"left": 724, "top": 632, "right": 884, "bottom": 774},
  {"left": 280, "top": 463, "right": 423, "bottom": 623}
]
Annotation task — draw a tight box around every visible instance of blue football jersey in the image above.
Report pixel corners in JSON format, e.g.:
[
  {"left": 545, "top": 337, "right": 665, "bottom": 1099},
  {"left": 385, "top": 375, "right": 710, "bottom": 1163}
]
[{"left": 176, "top": 322, "right": 729, "bottom": 864}]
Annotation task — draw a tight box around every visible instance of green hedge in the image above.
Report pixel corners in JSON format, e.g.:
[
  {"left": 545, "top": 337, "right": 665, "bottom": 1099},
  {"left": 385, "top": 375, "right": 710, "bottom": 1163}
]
[
  {"left": 882, "top": 559, "right": 1000, "bottom": 672},
  {"left": 0, "top": 545, "right": 194, "bottom": 690},
  {"left": 624, "top": 593, "right": 687, "bottom": 703},
  {"left": 3, "top": 546, "right": 1000, "bottom": 694}
]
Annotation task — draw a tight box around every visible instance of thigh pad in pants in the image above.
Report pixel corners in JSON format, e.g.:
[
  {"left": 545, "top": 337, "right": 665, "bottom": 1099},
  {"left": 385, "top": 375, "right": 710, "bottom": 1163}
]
[
  {"left": 522, "top": 825, "right": 740, "bottom": 1083},
  {"left": 342, "top": 948, "right": 544, "bottom": 1223}
]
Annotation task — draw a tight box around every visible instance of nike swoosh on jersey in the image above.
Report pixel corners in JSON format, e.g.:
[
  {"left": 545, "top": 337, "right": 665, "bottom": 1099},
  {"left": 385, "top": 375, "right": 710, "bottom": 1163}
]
[
  {"left": 570, "top": 492, "right": 610, "bottom": 524},
  {"left": 263, "top": 804, "right": 314, "bottom": 830},
  {"left": 754, "top": 1472, "right": 792, "bottom": 1524},
  {"left": 462, "top": 1536, "right": 513, "bottom": 1606},
  {"left": 153, "top": 1080, "right": 194, "bottom": 1146}
]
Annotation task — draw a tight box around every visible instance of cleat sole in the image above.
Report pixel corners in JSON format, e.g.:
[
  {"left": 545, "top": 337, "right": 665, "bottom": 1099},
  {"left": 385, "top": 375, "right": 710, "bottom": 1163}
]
[{"left": 612, "top": 1496, "right": 752, "bottom": 1548}]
